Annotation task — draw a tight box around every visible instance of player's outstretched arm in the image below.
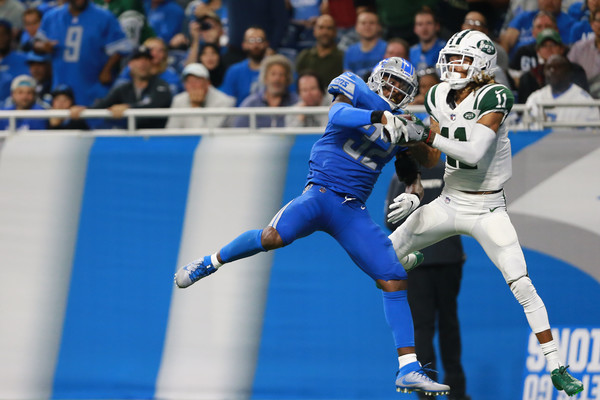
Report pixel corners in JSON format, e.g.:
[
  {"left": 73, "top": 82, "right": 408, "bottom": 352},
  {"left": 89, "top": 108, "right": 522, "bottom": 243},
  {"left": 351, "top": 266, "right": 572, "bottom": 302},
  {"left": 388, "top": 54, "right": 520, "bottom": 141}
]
[
  {"left": 427, "top": 112, "right": 503, "bottom": 166},
  {"left": 328, "top": 94, "right": 388, "bottom": 128}
]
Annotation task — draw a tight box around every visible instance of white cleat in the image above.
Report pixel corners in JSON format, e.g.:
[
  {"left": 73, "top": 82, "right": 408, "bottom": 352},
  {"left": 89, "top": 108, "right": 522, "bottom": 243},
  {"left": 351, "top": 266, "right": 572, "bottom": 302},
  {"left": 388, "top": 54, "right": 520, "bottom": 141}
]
[{"left": 395, "top": 367, "right": 450, "bottom": 396}]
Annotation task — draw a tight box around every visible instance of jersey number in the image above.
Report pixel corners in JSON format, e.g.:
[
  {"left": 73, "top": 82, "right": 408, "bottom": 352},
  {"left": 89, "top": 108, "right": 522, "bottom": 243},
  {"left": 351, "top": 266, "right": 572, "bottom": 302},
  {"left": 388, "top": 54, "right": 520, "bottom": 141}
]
[
  {"left": 64, "top": 26, "right": 83, "bottom": 62},
  {"left": 440, "top": 127, "right": 477, "bottom": 170},
  {"left": 343, "top": 125, "right": 393, "bottom": 171}
]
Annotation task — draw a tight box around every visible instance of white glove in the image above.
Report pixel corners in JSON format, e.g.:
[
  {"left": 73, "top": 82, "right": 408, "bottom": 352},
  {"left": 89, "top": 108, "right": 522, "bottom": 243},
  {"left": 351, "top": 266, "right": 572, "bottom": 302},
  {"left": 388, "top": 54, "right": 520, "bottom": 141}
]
[
  {"left": 397, "top": 115, "right": 429, "bottom": 142},
  {"left": 382, "top": 111, "right": 409, "bottom": 144},
  {"left": 387, "top": 193, "right": 420, "bottom": 224}
]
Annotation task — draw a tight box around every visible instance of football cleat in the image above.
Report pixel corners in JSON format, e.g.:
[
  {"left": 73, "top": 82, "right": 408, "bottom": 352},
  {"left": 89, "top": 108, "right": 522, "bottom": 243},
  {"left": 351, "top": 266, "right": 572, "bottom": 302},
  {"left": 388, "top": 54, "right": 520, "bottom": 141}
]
[
  {"left": 174, "top": 255, "right": 217, "bottom": 288},
  {"left": 395, "top": 362, "right": 450, "bottom": 396},
  {"left": 400, "top": 251, "right": 424, "bottom": 272},
  {"left": 551, "top": 365, "right": 584, "bottom": 396}
]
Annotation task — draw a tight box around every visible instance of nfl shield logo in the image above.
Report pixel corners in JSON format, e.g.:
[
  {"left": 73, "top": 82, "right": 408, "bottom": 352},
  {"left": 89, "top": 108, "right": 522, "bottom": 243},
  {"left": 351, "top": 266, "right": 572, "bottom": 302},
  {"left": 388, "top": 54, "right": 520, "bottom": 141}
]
[
  {"left": 444, "top": 196, "right": 451, "bottom": 204},
  {"left": 450, "top": 114, "right": 456, "bottom": 121}
]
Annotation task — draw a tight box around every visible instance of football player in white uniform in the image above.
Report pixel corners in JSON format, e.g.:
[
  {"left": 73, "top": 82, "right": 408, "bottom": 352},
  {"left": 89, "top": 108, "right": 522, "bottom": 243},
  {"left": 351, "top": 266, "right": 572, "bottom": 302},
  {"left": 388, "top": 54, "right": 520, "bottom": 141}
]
[{"left": 386, "top": 29, "right": 584, "bottom": 397}]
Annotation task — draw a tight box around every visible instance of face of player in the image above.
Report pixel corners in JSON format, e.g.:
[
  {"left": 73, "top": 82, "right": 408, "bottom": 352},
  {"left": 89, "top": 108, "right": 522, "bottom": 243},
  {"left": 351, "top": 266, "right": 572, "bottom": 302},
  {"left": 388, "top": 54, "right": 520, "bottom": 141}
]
[
  {"left": 447, "top": 54, "right": 473, "bottom": 77},
  {"left": 199, "top": 46, "right": 220, "bottom": 70},
  {"left": 413, "top": 13, "right": 438, "bottom": 42},
  {"left": 381, "top": 74, "right": 410, "bottom": 105},
  {"left": 298, "top": 75, "right": 323, "bottom": 106},
  {"left": 264, "top": 63, "right": 288, "bottom": 97},
  {"left": 313, "top": 15, "right": 336, "bottom": 47},
  {"left": 384, "top": 42, "right": 408, "bottom": 59},
  {"left": 52, "top": 94, "right": 74, "bottom": 109},
  {"left": 12, "top": 87, "right": 36, "bottom": 110},
  {"left": 355, "top": 12, "right": 380, "bottom": 41},
  {"left": 242, "top": 28, "right": 268, "bottom": 62}
]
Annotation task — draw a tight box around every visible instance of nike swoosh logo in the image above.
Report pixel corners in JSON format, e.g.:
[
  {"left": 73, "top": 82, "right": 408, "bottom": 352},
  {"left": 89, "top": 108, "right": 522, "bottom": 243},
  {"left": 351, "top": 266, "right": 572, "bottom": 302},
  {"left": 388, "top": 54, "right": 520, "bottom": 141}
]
[{"left": 489, "top": 206, "right": 502, "bottom": 212}]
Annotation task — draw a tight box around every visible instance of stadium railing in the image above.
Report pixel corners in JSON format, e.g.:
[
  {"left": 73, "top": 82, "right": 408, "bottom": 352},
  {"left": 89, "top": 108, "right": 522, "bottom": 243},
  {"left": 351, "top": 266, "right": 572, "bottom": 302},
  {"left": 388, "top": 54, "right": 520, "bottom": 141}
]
[{"left": 0, "top": 102, "right": 599, "bottom": 136}]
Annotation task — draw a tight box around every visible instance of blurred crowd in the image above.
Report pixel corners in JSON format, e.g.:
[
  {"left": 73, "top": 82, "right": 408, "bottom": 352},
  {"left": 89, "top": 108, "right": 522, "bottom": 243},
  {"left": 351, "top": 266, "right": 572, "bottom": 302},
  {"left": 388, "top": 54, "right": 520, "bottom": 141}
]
[{"left": 0, "top": 0, "right": 599, "bottom": 130}]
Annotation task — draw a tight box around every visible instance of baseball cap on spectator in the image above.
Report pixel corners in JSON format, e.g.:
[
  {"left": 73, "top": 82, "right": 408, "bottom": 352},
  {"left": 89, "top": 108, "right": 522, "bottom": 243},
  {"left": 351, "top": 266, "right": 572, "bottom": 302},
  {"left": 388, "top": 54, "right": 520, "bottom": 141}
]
[
  {"left": 536, "top": 29, "right": 562, "bottom": 47},
  {"left": 26, "top": 51, "right": 51, "bottom": 63},
  {"left": 51, "top": 84, "right": 75, "bottom": 102},
  {"left": 128, "top": 45, "right": 152, "bottom": 61},
  {"left": 10, "top": 75, "right": 36, "bottom": 92},
  {"left": 182, "top": 63, "right": 210, "bottom": 79}
]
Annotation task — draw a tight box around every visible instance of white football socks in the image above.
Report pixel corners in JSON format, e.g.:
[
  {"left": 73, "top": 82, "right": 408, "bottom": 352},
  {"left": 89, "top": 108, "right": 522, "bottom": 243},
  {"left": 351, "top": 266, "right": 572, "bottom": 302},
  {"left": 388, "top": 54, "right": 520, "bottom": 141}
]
[
  {"left": 541, "top": 340, "right": 561, "bottom": 371},
  {"left": 398, "top": 353, "right": 418, "bottom": 370},
  {"left": 211, "top": 253, "right": 222, "bottom": 269}
]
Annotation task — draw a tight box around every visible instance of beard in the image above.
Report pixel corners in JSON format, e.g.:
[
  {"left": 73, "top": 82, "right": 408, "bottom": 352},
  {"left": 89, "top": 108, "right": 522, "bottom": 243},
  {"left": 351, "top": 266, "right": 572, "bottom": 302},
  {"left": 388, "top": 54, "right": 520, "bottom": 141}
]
[{"left": 247, "top": 48, "right": 267, "bottom": 63}]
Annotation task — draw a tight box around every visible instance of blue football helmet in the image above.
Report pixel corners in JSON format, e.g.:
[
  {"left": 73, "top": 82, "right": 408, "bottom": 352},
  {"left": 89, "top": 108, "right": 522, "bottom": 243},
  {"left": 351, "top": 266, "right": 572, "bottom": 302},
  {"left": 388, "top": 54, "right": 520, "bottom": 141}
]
[{"left": 367, "top": 57, "right": 418, "bottom": 110}]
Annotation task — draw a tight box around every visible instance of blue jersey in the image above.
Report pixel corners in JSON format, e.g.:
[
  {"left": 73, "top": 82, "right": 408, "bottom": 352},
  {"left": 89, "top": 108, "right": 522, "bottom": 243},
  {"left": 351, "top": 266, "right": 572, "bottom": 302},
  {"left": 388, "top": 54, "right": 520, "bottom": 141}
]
[
  {"left": 307, "top": 72, "right": 406, "bottom": 203},
  {"left": 218, "top": 59, "right": 259, "bottom": 106},
  {"left": 144, "top": 0, "right": 184, "bottom": 43},
  {"left": 37, "top": 3, "right": 131, "bottom": 106},
  {"left": 0, "top": 103, "right": 47, "bottom": 130},
  {"left": 0, "top": 51, "right": 29, "bottom": 102},
  {"left": 343, "top": 39, "right": 387, "bottom": 79},
  {"left": 409, "top": 39, "right": 446, "bottom": 71}
]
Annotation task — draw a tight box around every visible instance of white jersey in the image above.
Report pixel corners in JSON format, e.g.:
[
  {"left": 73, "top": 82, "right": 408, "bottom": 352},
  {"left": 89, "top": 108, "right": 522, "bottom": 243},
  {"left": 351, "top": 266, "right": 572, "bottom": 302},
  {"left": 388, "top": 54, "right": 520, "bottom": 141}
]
[{"left": 425, "top": 82, "right": 514, "bottom": 192}]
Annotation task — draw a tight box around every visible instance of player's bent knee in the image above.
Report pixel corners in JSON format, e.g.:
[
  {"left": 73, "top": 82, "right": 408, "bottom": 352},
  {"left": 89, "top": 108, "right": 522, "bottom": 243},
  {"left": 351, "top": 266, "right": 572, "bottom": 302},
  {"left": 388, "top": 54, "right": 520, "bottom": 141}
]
[
  {"left": 509, "top": 276, "right": 550, "bottom": 333},
  {"left": 377, "top": 279, "right": 407, "bottom": 292},
  {"left": 261, "top": 226, "right": 284, "bottom": 250}
]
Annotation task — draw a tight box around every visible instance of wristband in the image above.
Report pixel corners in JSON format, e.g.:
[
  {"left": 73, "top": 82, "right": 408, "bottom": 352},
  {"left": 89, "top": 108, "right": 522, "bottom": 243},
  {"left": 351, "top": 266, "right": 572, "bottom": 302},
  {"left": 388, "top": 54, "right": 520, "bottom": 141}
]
[{"left": 371, "top": 110, "right": 385, "bottom": 124}]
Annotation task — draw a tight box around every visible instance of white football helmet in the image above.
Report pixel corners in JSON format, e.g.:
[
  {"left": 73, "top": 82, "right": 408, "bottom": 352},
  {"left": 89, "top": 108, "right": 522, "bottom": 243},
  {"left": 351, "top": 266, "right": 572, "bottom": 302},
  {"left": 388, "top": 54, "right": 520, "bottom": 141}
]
[
  {"left": 367, "top": 57, "right": 418, "bottom": 110},
  {"left": 437, "top": 29, "right": 498, "bottom": 90}
]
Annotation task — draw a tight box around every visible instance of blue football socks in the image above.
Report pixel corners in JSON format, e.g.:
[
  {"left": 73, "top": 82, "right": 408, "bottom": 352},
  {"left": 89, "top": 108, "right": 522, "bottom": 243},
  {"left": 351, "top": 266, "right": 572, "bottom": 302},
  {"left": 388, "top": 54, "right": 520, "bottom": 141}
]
[
  {"left": 382, "top": 290, "right": 415, "bottom": 348},
  {"left": 219, "top": 229, "right": 266, "bottom": 263}
]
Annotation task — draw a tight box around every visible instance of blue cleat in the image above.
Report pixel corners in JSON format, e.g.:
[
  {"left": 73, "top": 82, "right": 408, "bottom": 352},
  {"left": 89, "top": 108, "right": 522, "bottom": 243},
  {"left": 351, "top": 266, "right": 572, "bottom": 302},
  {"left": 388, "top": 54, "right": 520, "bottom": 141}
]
[
  {"left": 174, "top": 255, "right": 218, "bottom": 288},
  {"left": 395, "top": 362, "right": 450, "bottom": 396}
]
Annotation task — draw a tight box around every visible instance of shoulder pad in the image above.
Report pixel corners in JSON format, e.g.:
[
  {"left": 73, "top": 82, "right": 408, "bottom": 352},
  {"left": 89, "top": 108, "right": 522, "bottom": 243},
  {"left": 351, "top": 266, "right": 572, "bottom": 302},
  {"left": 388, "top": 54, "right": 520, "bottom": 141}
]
[
  {"left": 474, "top": 84, "right": 514, "bottom": 114},
  {"left": 328, "top": 72, "right": 391, "bottom": 111}
]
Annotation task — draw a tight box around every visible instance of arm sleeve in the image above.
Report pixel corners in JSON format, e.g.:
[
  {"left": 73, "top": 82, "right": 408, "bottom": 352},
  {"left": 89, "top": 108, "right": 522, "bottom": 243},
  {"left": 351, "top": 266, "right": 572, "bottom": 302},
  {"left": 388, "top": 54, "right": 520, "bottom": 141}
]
[
  {"left": 431, "top": 123, "right": 496, "bottom": 166},
  {"left": 328, "top": 102, "right": 374, "bottom": 128}
]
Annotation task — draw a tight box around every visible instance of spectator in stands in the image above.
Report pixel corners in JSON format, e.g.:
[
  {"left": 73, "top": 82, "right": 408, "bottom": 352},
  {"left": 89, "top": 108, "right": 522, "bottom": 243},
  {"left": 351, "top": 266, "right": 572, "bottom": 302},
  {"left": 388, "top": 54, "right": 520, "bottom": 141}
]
[
  {"left": 384, "top": 37, "right": 409, "bottom": 59},
  {"left": 374, "top": 0, "right": 428, "bottom": 42},
  {"left": 410, "top": 67, "right": 439, "bottom": 125},
  {"left": 526, "top": 54, "right": 600, "bottom": 128},
  {"left": 320, "top": 0, "right": 356, "bottom": 41},
  {"left": 94, "top": 0, "right": 155, "bottom": 46},
  {"left": 144, "top": 0, "right": 184, "bottom": 44},
  {"left": 219, "top": 26, "right": 269, "bottom": 106},
  {"left": 343, "top": 10, "right": 386, "bottom": 80},
  {"left": 280, "top": 0, "right": 320, "bottom": 53},
  {"left": 508, "top": 11, "right": 558, "bottom": 88},
  {"left": 0, "top": 0, "right": 24, "bottom": 36},
  {"left": 568, "top": 0, "right": 599, "bottom": 42},
  {"left": 76, "top": 45, "right": 172, "bottom": 128},
  {"left": 197, "top": 42, "right": 226, "bottom": 87},
  {"left": 568, "top": 6, "right": 600, "bottom": 96},
  {"left": 295, "top": 14, "right": 344, "bottom": 93},
  {"left": 0, "top": 19, "right": 28, "bottom": 103},
  {"left": 187, "top": 0, "right": 228, "bottom": 35},
  {"left": 500, "top": 0, "right": 576, "bottom": 58},
  {"left": 181, "top": 11, "right": 224, "bottom": 66},
  {"left": 34, "top": 0, "right": 131, "bottom": 106},
  {"left": 47, "top": 84, "right": 90, "bottom": 129},
  {"left": 19, "top": 8, "right": 42, "bottom": 52},
  {"left": 223, "top": 0, "right": 287, "bottom": 68},
  {"left": 0, "top": 75, "right": 46, "bottom": 130},
  {"left": 460, "top": 10, "right": 512, "bottom": 89},
  {"left": 461, "top": 11, "right": 509, "bottom": 74},
  {"left": 409, "top": 6, "right": 446, "bottom": 73},
  {"left": 518, "top": 28, "right": 589, "bottom": 103},
  {"left": 233, "top": 54, "right": 298, "bottom": 128},
  {"left": 114, "top": 37, "right": 183, "bottom": 95},
  {"left": 285, "top": 71, "right": 330, "bottom": 127},
  {"left": 166, "top": 63, "right": 234, "bottom": 129},
  {"left": 26, "top": 51, "right": 52, "bottom": 105}
]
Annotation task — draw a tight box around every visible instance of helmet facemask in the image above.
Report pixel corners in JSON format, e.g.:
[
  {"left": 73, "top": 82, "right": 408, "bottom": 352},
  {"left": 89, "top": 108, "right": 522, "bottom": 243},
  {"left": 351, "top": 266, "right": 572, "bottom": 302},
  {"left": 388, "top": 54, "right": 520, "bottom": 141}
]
[
  {"left": 437, "top": 29, "right": 497, "bottom": 90},
  {"left": 368, "top": 57, "right": 418, "bottom": 110}
]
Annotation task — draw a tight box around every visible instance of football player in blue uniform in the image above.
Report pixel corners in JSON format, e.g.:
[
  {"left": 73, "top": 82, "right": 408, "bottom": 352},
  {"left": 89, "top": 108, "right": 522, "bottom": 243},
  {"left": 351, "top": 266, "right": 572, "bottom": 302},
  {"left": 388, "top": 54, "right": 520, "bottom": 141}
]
[{"left": 175, "top": 57, "right": 449, "bottom": 395}]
